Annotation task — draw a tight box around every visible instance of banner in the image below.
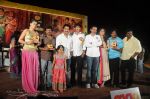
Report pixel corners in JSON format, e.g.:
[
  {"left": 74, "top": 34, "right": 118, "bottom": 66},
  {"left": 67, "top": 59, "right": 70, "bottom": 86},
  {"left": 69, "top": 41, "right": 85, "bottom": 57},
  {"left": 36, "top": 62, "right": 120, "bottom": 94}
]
[{"left": 110, "top": 87, "right": 141, "bottom": 99}]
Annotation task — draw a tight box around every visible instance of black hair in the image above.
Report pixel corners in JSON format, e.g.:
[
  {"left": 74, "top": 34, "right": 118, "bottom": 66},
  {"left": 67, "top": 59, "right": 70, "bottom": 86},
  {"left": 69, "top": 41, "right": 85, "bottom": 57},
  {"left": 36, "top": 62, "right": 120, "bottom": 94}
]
[
  {"left": 111, "top": 29, "right": 117, "bottom": 32},
  {"left": 11, "top": 31, "right": 21, "bottom": 44},
  {"left": 65, "top": 17, "right": 69, "bottom": 21},
  {"left": 98, "top": 28, "right": 106, "bottom": 32},
  {"left": 110, "top": 29, "right": 118, "bottom": 34},
  {"left": 90, "top": 26, "right": 97, "bottom": 29},
  {"left": 98, "top": 28, "right": 108, "bottom": 42},
  {"left": 63, "top": 24, "right": 70, "bottom": 29},
  {"left": 45, "top": 26, "right": 52, "bottom": 30},
  {"left": 71, "top": 19, "right": 75, "bottom": 22},
  {"left": 30, "top": 19, "right": 38, "bottom": 24},
  {"left": 126, "top": 29, "right": 133, "bottom": 33},
  {"left": 56, "top": 45, "right": 65, "bottom": 51},
  {"left": 54, "top": 19, "right": 58, "bottom": 23},
  {"left": 75, "top": 24, "right": 81, "bottom": 28}
]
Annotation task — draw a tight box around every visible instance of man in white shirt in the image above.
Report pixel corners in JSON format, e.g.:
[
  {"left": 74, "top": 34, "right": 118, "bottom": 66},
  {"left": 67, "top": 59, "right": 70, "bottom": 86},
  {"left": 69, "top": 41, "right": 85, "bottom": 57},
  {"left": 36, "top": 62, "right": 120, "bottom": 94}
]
[
  {"left": 83, "top": 26, "right": 102, "bottom": 88},
  {"left": 56, "top": 24, "right": 72, "bottom": 87},
  {"left": 120, "top": 30, "right": 142, "bottom": 88},
  {"left": 71, "top": 24, "right": 85, "bottom": 87}
]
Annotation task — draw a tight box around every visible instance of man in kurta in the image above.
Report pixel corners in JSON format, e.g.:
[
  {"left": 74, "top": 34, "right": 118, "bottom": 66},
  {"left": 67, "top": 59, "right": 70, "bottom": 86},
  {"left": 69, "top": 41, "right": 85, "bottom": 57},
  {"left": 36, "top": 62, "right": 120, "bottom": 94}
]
[{"left": 120, "top": 30, "right": 142, "bottom": 88}]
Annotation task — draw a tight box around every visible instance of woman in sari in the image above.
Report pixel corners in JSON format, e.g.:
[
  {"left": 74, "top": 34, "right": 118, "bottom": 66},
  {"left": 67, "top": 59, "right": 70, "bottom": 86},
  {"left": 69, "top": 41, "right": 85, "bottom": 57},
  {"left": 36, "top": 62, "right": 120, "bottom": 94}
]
[
  {"left": 9, "top": 37, "right": 19, "bottom": 78},
  {"left": 97, "top": 28, "right": 110, "bottom": 87}
]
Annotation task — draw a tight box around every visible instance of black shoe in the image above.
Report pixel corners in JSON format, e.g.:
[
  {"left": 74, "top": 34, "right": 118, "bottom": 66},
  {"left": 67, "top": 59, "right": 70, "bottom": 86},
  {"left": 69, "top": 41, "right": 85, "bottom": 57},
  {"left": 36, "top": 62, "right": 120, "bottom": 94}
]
[
  {"left": 105, "top": 83, "right": 112, "bottom": 87},
  {"left": 67, "top": 84, "right": 72, "bottom": 88},
  {"left": 71, "top": 83, "right": 76, "bottom": 87},
  {"left": 112, "top": 84, "right": 119, "bottom": 88},
  {"left": 77, "top": 82, "right": 83, "bottom": 87}
]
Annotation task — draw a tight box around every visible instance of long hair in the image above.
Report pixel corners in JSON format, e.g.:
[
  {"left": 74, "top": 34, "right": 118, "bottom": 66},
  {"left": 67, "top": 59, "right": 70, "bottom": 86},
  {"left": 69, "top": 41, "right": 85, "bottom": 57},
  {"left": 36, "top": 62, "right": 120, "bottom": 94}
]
[
  {"left": 98, "top": 28, "right": 107, "bottom": 43},
  {"left": 56, "top": 45, "right": 65, "bottom": 52}
]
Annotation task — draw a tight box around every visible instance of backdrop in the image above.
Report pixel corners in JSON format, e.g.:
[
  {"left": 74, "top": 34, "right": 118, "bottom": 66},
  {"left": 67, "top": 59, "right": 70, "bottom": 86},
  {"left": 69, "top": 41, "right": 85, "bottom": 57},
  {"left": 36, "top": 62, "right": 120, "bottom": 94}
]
[{"left": 0, "top": 1, "right": 87, "bottom": 45}]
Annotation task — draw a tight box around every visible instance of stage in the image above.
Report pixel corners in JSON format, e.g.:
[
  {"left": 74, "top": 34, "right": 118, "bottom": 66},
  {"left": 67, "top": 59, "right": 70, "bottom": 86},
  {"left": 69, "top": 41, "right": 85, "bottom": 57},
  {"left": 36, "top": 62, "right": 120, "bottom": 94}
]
[{"left": 0, "top": 66, "right": 150, "bottom": 99}]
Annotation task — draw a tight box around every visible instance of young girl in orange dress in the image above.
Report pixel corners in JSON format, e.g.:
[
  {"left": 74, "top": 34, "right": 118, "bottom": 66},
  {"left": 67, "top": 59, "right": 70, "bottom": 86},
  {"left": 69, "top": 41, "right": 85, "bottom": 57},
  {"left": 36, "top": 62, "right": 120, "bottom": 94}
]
[{"left": 52, "top": 45, "right": 66, "bottom": 93}]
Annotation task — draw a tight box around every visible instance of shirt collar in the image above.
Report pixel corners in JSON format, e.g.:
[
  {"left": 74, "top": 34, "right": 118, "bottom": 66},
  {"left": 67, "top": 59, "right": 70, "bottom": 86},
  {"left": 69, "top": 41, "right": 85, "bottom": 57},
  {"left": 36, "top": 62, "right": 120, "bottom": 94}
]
[
  {"left": 110, "top": 37, "right": 118, "bottom": 40},
  {"left": 90, "top": 33, "right": 96, "bottom": 37},
  {"left": 74, "top": 32, "right": 82, "bottom": 35},
  {"left": 125, "top": 35, "right": 134, "bottom": 41},
  {"left": 62, "top": 33, "right": 71, "bottom": 39}
]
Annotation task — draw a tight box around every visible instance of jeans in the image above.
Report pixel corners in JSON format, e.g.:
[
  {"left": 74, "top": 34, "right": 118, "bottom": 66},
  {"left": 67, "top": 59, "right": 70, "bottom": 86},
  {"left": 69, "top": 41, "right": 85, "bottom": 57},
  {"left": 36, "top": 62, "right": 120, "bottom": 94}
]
[
  {"left": 71, "top": 56, "right": 83, "bottom": 86},
  {"left": 0, "top": 54, "right": 2, "bottom": 67},
  {"left": 41, "top": 59, "right": 52, "bottom": 87},
  {"left": 86, "top": 56, "right": 99, "bottom": 84},
  {"left": 137, "top": 59, "right": 144, "bottom": 74},
  {"left": 66, "top": 58, "right": 71, "bottom": 87}
]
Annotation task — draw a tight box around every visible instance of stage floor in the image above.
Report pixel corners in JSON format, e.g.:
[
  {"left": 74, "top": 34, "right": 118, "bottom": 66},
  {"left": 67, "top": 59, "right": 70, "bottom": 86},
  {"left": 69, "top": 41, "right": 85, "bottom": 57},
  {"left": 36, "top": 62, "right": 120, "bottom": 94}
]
[{"left": 0, "top": 67, "right": 150, "bottom": 99}]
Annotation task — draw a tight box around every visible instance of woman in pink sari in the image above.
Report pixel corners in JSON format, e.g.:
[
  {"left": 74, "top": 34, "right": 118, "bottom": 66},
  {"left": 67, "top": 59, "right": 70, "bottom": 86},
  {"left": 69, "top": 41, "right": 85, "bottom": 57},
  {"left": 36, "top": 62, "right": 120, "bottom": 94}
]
[
  {"left": 97, "top": 28, "right": 110, "bottom": 87},
  {"left": 18, "top": 20, "right": 39, "bottom": 94}
]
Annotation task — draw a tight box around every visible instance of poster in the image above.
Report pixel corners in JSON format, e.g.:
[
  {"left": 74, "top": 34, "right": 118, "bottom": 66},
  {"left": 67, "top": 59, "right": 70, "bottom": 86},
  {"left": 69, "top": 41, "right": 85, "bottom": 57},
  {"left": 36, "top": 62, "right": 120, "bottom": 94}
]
[
  {"left": 0, "top": 1, "right": 87, "bottom": 46},
  {"left": 110, "top": 87, "right": 141, "bottom": 99}
]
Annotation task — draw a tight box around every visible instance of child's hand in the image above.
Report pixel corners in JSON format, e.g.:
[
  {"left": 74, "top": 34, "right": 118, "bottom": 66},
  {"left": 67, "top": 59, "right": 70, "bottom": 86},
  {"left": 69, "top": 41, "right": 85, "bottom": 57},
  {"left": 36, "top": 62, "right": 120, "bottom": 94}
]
[{"left": 65, "top": 70, "right": 67, "bottom": 74}]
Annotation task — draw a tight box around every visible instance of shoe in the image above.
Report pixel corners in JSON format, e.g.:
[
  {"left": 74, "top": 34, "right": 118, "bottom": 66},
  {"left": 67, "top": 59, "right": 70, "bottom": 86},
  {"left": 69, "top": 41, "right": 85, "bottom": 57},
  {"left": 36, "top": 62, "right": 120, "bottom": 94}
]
[
  {"left": 86, "top": 84, "right": 91, "bottom": 88},
  {"left": 92, "top": 84, "right": 99, "bottom": 88},
  {"left": 112, "top": 85, "right": 117, "bottom": 88},
  {"left": 67, "top": 84, "right": 72, "bottom": 88}
]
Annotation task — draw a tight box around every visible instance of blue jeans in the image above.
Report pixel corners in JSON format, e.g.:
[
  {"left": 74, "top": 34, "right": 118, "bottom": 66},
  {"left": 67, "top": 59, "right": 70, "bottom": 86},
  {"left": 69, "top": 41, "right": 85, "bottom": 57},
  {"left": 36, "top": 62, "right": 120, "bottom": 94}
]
[
  {"left": 0, "top": 54, "right": 2, "bottom": 67},
  {"left": 41, "top": 59, "right": 52, "bottom": 87},
  {"left": 137, "top": 59, "right": 144, "bottom": 74},
  {"left": 86, "top": 56, "right": 99, "bottom": 84},
  {"left": 66, "top": 59, "right": 71, "bottom": 87}
]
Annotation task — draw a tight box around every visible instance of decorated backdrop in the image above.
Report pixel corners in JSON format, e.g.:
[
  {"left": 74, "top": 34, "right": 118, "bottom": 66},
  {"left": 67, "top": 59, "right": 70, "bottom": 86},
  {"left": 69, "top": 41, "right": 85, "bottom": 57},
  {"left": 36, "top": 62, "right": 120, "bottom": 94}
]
[{"left": 0, "top": 1, "right": 87, "bottom": 46}]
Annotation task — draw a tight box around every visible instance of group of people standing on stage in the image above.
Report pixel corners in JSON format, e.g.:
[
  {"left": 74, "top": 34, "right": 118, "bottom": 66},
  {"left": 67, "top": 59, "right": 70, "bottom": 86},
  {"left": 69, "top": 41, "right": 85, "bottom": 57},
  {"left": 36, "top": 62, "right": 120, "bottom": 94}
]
[{"left": 7, "top": 19, "right": 143, "bottom": 95}]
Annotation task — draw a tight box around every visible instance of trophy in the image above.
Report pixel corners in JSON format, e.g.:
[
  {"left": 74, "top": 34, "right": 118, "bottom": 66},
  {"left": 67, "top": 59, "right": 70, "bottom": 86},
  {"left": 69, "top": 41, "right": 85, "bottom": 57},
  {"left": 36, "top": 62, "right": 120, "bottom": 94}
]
[
  {"left": 111, "top": 41, "right": 117, "bottom": 48},
  {"left": 47, "top": 44, "right": 53, "bottom": 49}
]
